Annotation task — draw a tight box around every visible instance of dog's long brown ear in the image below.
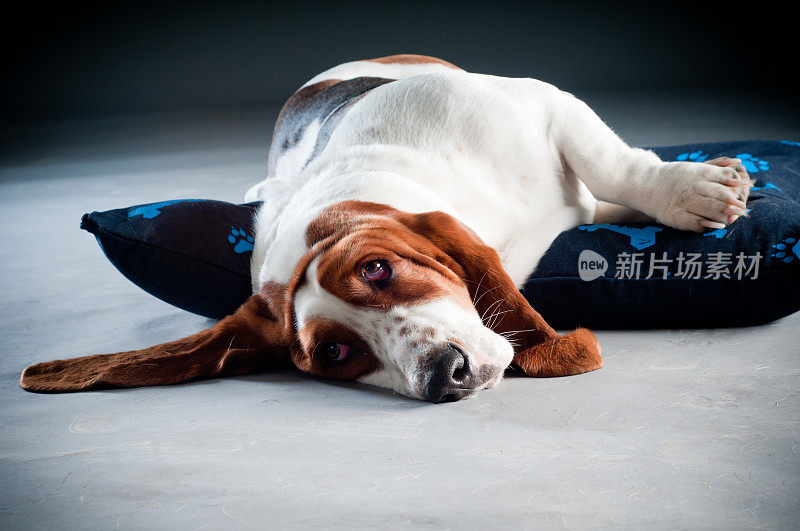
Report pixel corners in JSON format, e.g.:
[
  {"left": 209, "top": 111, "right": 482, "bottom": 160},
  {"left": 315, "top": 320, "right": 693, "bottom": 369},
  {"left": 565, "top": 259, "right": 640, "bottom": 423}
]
[
  {"left": 20, "top": 285, "right": 292, "bottom": 393},
  {"left": 399, "top": 210, "right": 602, "bottom": 377}
]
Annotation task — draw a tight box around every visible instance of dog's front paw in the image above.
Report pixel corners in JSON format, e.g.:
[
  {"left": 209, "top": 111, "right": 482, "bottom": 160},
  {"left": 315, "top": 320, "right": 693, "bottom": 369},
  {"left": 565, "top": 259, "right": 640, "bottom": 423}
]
[{"left": 654, "top": 157, "right": 752, "bottom": 232}]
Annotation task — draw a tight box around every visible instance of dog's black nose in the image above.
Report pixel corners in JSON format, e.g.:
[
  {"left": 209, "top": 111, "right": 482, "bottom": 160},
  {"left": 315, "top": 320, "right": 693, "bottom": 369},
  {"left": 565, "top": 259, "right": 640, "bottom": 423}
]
[{"left": 425, "top": 343, "right": 474, "bottom": 403}]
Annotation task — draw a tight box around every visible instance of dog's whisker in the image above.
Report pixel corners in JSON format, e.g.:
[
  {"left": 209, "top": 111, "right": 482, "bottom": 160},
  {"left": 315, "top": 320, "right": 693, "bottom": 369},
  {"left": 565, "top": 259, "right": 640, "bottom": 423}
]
[
  {"left": 486, "top": 308, "right": 513, "bottom": 329},
  {"left": 480, "top": 298, "right": 506, "bottom": 322},
  {"left": 488, "top": 298, "right": 511, "bottom": 325},
  {"left": 500, "top": 328, "right": 539, "bottom": 337},
  {"left": 473, "top": 285, "right": 503, "bottom": 308},
  {"left": 470, "top": 271, "right": 488, "bottom": 305},
  {"left": 225, "top": 333, "right": 238, "bottom": 357}
]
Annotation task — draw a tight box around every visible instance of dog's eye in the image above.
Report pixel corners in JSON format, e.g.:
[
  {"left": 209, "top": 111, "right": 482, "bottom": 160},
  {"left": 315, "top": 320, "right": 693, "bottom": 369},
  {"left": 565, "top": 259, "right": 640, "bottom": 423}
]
[
  {"left": 360, "top": 260, "right": 392, "bottom": 282},
  {"left": 322, "top": 342, "right": 350, "bottom": 362}
]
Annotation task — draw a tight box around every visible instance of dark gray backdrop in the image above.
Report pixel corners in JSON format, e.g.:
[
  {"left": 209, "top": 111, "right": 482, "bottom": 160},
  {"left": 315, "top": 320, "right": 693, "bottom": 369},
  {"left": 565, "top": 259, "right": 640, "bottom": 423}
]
[{"left": 2, "top": 0, "right": 795, "bottom": 127}]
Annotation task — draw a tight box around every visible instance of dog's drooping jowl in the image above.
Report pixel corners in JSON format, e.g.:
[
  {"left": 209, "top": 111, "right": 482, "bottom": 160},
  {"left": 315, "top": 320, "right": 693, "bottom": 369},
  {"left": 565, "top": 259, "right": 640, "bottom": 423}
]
[{"left": 21, "top": 55, "right": 751, "bottom": 401}]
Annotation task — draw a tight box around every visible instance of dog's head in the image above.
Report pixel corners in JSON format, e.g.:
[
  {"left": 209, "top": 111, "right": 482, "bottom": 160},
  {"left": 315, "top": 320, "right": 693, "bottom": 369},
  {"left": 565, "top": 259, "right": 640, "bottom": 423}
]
[
  {"left": 21, "top": 201, "right": 600, "bottom": 401},
  {"left": 289, "top": 201, "right": 516, "bottom": 401}
]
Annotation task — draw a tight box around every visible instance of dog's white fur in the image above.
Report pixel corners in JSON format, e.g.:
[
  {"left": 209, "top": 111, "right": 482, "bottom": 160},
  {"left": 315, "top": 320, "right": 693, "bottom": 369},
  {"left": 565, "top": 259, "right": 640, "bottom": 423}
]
[{"left": 244, "top": 59, "right": 745, "bottom": 398}]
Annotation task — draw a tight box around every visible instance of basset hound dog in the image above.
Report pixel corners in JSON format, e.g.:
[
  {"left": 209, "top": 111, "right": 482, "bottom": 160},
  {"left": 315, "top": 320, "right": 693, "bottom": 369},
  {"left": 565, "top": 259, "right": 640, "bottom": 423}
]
[{"left": 21, "top": 55, "right": 752, "bottom": 402}]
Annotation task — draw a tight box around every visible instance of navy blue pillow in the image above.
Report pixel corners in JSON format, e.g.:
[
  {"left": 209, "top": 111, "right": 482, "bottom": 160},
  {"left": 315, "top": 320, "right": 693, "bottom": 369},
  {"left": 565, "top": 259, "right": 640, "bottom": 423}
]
[
  {"left": 82, "top": 140, "right": 800, "bottom": 327},
  {"left": 81, "top": 200, "right": 260, "bottom": 319}
]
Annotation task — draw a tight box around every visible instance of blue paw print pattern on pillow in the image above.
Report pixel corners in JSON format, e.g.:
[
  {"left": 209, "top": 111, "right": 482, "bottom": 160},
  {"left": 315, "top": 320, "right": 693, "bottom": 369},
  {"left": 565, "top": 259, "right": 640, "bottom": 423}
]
[
  {"left": 703, "top": 228, "right": 728, "bottom": 239},
  {"left": 772, "top": 236, "right": 799, "bottom": 264},
  {"left": 751, "top": 181, "right": 782, "bottom": 192},
  {"left": 673, "top": 149, "right": 770, "bottom": 174},
  {"left": 675, "top": 150, "right": 709, "bottom": 162},
  {"left": 128, "top": 199, "right": 204, "bottom": 219},
  {"left": 577, "top": 224, "right": 663, "bottom": 250},
  {"left": 736, "top": 153, "right": 769, "bottom": 173},
  {"left": 228, "top": 228, "right": 254, "bottom": 253}
]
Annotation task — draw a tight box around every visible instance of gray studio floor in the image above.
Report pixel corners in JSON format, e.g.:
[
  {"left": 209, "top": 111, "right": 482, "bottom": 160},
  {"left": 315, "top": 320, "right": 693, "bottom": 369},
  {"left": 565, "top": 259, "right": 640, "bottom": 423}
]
[{"left": 1, "top": 89, "right": 799, "bottom": 529}]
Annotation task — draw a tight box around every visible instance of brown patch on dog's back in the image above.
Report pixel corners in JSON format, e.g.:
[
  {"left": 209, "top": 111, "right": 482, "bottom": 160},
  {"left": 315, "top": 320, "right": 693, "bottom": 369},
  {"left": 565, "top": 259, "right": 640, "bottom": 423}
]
[{"left": 367, "top": 54, "right": 462, "bottom": 70}]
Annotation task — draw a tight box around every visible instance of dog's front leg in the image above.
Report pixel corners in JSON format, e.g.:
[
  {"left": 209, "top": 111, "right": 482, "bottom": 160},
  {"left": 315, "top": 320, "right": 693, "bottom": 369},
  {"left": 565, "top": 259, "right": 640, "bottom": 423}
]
[{"left": 552, "top": 93, "right": 752, "bottom": 232}]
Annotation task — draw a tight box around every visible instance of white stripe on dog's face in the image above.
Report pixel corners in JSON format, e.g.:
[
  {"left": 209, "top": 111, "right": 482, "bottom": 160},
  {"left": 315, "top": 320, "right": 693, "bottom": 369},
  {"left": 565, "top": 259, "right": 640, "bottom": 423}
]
[{"left": 293, "top": 258, "right": 513, "bottom": 400}]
